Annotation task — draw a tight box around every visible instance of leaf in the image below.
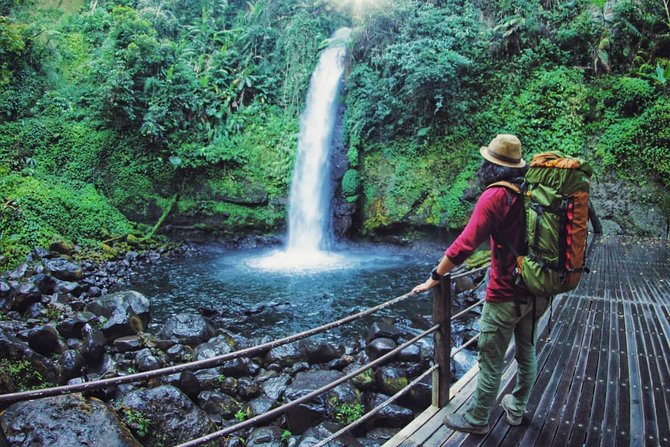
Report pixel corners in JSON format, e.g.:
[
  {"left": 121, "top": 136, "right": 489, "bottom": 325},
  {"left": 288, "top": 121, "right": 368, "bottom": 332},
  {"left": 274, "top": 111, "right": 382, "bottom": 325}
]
[
  {"left": 591, "top": 0, "right": 606, "bottom": 7},
  {"left": 168, "top": 156, "right": 182, "bottom": 168}
]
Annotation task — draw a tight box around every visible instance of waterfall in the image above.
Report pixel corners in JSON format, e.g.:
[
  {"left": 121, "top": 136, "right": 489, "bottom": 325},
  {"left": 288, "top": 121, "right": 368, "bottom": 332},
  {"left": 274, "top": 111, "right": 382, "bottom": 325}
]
[{"left": 286, "top": 28, "right": 350, "bottom": 254}]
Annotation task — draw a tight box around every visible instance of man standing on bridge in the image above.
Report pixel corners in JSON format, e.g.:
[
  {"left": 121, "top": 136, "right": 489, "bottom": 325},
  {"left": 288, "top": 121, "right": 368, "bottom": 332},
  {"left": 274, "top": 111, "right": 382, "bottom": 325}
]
[{"left": 412, "top": 134, "right": 548, "bottom": 434}]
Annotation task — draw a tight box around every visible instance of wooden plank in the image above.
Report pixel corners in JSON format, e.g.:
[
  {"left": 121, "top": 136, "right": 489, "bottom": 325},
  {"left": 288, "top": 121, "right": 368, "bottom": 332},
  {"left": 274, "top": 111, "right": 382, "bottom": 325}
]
[
  {"left": 567, "top": 297, "right": 606, "bottom": 445},
  {"left": 516, "top": 296, "right": 596, "bottom": 446},
  {"left": 583, "top": 290, "right": 612, "bottom": 446},
  {"left": 615, "top": 300, "right": 631, "bottom": 447},
  {"left": 623, "top": 301, "right": 646, "bottom": 446}
]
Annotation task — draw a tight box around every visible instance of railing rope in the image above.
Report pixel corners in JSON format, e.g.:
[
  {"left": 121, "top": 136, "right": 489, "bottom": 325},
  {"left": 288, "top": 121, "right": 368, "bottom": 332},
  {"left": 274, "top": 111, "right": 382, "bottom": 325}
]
[
  {"left": 175, "top": 325, "right": 439, "bottom": 447},
  {"left": 0, "top": 291, "right": 417, "bottom": 405}
]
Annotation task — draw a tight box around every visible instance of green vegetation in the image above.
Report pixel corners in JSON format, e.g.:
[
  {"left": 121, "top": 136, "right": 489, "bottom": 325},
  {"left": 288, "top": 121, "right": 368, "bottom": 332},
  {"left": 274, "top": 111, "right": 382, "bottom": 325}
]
[
  {"left": 333, "top": 401, "right": 364, "bottom": 425},
  {"left": 120, "top": 407, "right": 152, "bottom": 438},
  {"left": 0, "top": 358, "right": 51, "bottom": 392},
  {"left": 0, "top": 0, "right": 669, "bottom": 267}
]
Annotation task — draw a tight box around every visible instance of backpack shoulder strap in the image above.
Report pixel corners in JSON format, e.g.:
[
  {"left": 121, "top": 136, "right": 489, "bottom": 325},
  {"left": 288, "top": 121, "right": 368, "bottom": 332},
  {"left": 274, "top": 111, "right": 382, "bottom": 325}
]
[{"left": 487, "top": 180, "right": 521, "bottom": 195}]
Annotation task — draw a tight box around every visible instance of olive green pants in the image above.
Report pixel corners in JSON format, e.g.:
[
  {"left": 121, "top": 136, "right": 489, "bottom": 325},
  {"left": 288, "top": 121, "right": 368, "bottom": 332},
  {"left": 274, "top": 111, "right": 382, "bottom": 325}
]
[{"left": 464, "top": 297, "right": 549, "bottom": 426}]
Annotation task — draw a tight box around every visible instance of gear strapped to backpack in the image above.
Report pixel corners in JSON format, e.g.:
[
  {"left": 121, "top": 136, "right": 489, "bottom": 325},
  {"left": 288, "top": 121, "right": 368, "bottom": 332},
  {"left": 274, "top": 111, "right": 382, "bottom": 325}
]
[{"left": 488, "top": 151, "right": 593, "bottom": 298}]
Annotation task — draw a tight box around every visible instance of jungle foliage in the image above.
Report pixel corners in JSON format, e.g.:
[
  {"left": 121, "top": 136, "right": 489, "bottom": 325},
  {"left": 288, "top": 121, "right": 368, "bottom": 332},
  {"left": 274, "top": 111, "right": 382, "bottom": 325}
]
[{"left": 0, "top": 0, "right": 669, "bottom": 267}]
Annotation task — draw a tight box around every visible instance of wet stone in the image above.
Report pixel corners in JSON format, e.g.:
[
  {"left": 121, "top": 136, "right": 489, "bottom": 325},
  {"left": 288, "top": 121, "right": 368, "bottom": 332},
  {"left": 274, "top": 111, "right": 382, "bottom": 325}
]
[{"left": 114, "top": 335, "right": 143, "bottom": 352}]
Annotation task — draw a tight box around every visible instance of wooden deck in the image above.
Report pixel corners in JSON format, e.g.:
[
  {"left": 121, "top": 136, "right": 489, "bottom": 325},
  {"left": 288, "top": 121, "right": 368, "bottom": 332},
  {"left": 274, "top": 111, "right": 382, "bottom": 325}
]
[{"left": 384, "top": 236, "right": 670, "bottom": 447}]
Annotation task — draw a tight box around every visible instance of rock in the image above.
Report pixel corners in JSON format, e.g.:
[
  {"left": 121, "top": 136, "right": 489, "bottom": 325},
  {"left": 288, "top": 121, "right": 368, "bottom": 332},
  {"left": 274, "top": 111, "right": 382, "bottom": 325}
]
[
  {"left": 135, "top": 348, "right": 164, "bottom": 372},
  {"left": 262, "top": 374, "right": 290, "bottom": 400},
  {"left": 193, "top": 335, "right": 234, "bottom": 361},
  {"left": 85, "top": 291, "right": 151, "bottom": 340},
  {"left": 158, "top": 314, "right": 216, "bottom": 347},
  {"left": 397, "top": 374, "right": 431, "bottom": 410},
  {"left": 53, "top": 279, "right": 83, "bottom": 297},
  {"left": 365, "top": 338, "right": 397, "bottom": 361},
  {"left": 0, "top": 394, "right": 141, "bottom": 446},
  {"left": 31, "top": 273, "right": 56, "bottom": 295},
  {"left": 81, "top": 323, "right": 106, "bottom": 365},
  {"left": 398, "top": 344, "right": 421, "bottom": 363},
  {"left": 57, "top": 312, "right": 97, "bottom": 339},
  {"left": 0, "top": 281, "right": 11, "bottom": 298},
  {"left": 364, "top": 393, "right": 414, "bottom": 428},
  {"left": 114, "top": 335, "right": 143, "bottom": 352},
  {"left": 245, "top": 396, "right": 275, "bottom": 417},
  {"left": 119, "top": 385, "right": 216, "bottom": 447},
  {"left": 165, "top": 344, "right": 194, "bottom": 363},
  {"left": 237, "top": 376, "right": 262, "bottom": 400},
  {"left": 45, "top": 258, "right": 83, "bottom": 281},
  {"left": 197, "top": 390, "right": 241, "bottom": 422},
  {"left": 298, "top": 339, "right": 345, "bottom": 364},
  {"left": 59, "top": 349, "right": 85, "bottom": 381},
  {"left": 221, "top": 357, "right": 260, "bottom": 377},
  {"left": 366, "top": 322, "right": 402, "bottom": 342},
  {"left": 375, "top": 366, "right": 410, "bottom": 396},
  {"left": 264, "top": 343, "right": 306, "bottom": 367},
  {"left": 455, "top": 276, "right": 476, "bottom": 293},
  {"left": 178, "top": 371, "right": 201, "bottom": 400},
  {"left": 247, "top": 426, "right": 283, "bottom": 447},
  {"left": 49, "top": 240, "right": 74, "bottom": 255},
  {"left": 284, "top": 370, "right": 358, "bottom": 434},
  {"left": 297, "top": 422, "right": 363, "bottom": 447},
  {"left": 194, "top": 368, "right": 225, "bottom": 389},
  {"left": 0, "top": 332, "right": 64, "bottom": 388},
  {"left": 11, "top": 281, "right": 41, "bottom": 312},
  {"left": 7, "top": 263, "right": 29, "bottom": 281},
  {"left": 27, "top": 324, "right": 60, "bottom": 356}
]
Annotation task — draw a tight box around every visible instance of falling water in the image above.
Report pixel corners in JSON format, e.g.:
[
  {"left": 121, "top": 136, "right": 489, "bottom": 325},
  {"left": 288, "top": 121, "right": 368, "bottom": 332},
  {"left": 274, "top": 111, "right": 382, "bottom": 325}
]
[
  {"left": 287, "top": 28, "right": 350, "bottom": 253},
  {"left": 249, "top": 28, "right": 351, "bottom": 272}
]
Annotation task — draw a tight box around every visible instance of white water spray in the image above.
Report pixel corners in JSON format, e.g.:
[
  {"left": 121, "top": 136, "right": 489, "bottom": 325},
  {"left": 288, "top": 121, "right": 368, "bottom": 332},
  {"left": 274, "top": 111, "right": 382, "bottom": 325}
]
[{"left": 249, "top": 29, "right": 351, "bottom": 272}]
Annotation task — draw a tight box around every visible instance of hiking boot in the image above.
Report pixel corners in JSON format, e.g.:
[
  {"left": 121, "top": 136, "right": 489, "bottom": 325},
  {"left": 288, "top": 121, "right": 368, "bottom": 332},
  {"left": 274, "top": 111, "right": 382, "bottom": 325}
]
[
  {"left": 501, "top": 394, "right": 523, "bottom": 426},
  {"left": 443, "top": 413, "right": 489, "bottom": 435}
]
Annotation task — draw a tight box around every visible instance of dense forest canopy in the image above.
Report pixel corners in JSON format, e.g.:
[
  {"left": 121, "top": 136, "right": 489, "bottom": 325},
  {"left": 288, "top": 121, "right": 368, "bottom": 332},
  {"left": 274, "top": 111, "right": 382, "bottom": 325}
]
[{"left": 1, "top": 0, "right": 669, "bottom": 269}]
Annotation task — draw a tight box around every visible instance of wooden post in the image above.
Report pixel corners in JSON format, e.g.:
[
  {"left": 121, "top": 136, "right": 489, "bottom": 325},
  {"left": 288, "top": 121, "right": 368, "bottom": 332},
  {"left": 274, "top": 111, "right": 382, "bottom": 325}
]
[{"left": 432, "top": 274, "right": 452, "bottom": 408}]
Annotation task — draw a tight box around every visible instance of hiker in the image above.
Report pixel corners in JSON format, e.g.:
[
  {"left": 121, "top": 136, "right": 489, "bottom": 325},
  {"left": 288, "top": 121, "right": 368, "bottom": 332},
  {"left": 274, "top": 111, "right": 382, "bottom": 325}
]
[{"left": 411, "top": 134, "right": 548, "bottom": 434}]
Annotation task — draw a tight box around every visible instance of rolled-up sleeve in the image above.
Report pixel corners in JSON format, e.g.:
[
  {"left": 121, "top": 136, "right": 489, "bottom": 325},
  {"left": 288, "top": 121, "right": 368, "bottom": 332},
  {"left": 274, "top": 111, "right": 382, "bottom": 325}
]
[{"left": 445, "top": 188, "right": 501, "bottom": 265}]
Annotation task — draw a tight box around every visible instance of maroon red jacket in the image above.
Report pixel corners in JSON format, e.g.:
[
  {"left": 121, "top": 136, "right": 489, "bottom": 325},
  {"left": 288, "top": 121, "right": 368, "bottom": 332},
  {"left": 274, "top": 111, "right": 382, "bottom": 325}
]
[{"left": 445, "top": 186, "right": 525, "bottom": 302}]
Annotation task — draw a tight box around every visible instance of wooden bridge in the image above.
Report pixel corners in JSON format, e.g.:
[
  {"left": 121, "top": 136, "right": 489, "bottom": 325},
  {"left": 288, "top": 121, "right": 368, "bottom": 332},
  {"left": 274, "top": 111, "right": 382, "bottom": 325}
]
[{"left": 385, "top": 236, "right": 670, "bottom": 447}]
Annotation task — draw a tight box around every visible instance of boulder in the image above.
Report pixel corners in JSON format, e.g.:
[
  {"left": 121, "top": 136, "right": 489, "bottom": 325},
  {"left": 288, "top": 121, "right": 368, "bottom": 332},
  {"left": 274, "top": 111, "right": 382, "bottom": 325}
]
[
  {"left": 366, "top": 322, "right": 402, "bottom": 342},
  {"left": 197, "top": 390, "right": 241, "bottom": 422},
  {"left": 247, "top": 426, "right": 283, "bottom": 447},
  {"left": 261, "top": 374, "right": 290, "bottom": 401},
  {"left": 363, "top": 393, "right": 414, "bottom": 428},
  {"left": 134, "top": 348, "right": 164, "bottom": 372},
  {"left": 245, "top": 396, "right": 275, "bottom": 417},
  {"left": 284, "top": 370, "right": 358, "bottom": 434},
  {"left": 59, "top": 350, "right": 85, "bottom": 381},
  {"left": 0, "top": 394, "right": 141, "bottom": 447},
  {"left": 81, "top": 323, "right": 106, "bottom": 365},
  {"left": 298, "top": 339, "right": 345, "bottom": 364},
  {"left": 264, "top": 343, "right": 305, "bottom": 367},
  {"left": 157, "top": 314, "right": 216, "bottom": 348},
  {"left": 57, "top": 312, "right": 97, "bottom": 339},
  {"left": 45, "top": 258, "right": 83, "bottom": 281},
  {"left": 375, "top": 366, "right": 410, "bottom": 396},
  {"left": 220, "top": 357, "right": 259, "bottom": 377},
  {"left": 193, "top": 335, "right": 234, "bottom": 361},
  {"left": 119, "top": 385, "right": 216, "bottom": 447},
  {"left": 11, "top": 281, "right": 41, "bottom": 312},
  {"left": 0, "top": 332, "right": 64, "bottom": 389},
  {"left": 113, "top": 335, "right": 143, "bottom": 352},
  {"left": 365, "top": 338, "right": 396, "bottom": 361},
  {"left": 237, "top": 376, "right": 261, "bottom": 400},
  {"left": 27, "top": 324, "right": 60, "bottom": 357},
  {"left": 85, "top": 291, "right": 151, "bottom": 340},
  {"left": 297, "top": 422, "right": 363, "bottom": 447}
]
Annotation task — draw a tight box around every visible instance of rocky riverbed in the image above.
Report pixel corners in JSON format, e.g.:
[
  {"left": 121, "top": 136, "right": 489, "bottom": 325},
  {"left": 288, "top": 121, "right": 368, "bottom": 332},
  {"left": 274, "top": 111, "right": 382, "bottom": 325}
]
[{"left": 0, "top": 244, "right": 485, "bottom": 447}]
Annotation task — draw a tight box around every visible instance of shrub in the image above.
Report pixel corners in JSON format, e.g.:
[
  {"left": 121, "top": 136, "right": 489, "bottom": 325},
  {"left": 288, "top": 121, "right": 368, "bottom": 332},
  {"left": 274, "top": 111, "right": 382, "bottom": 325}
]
[
  {"left": 342, "top": 169, "right": 360, "bottom": 200},
  {"left": 605, "top": 77, "right": 654, "bottom": 116}
]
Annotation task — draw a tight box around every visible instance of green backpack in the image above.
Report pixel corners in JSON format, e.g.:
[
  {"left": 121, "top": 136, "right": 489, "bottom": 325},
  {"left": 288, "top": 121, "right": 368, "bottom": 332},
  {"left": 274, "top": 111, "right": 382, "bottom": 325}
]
[{"left": 491, "top": 151, "right": 593, "bottom": 297}]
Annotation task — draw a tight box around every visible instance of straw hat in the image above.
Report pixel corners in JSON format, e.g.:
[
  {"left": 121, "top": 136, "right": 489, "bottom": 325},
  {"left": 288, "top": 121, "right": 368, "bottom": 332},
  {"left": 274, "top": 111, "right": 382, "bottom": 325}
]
[{"left": 479, "top": 134, "right": 526, "bottom": 168}]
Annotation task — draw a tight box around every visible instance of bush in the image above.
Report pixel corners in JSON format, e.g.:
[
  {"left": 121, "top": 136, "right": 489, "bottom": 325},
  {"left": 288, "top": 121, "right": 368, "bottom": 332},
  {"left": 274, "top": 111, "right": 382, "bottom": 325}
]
[
  {"left": 596, "top": 98, "right": 670, "bottom": 187},
  {"left": 494, "top": 67, "right": 588, "bottom": 156},
  {"left": 0, "top": 172, "right": 131, "bottom": 269},
  {"left": 342, "top": 169, "right": 360, "bottom": 200},
  {"left": 605, "top": 77, "right": 654, "bottom": 116}
]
